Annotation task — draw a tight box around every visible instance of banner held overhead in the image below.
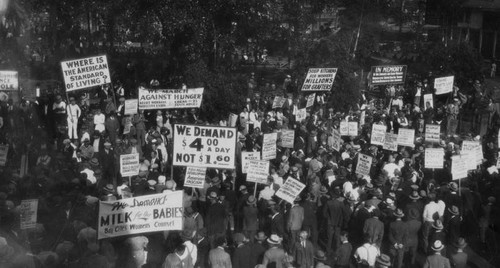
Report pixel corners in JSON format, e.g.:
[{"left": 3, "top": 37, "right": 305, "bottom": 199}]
[
  {"left": 138, "top": 87, "right": 204, "bottom": 110},
  {"left": 301, "top": 68, "right": 337, "bottom": 91},
  {"left": 61, "top": 55, "right": 111, "bottom": 91}
]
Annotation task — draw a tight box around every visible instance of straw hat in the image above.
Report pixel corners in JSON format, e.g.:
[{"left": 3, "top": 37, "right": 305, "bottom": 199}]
[
  {"left": 449, "top": 182, "right": 458, "bottom": 192},
  {"left": 267, "top": 234, "right": 282, "bottom": 245},
  {"left": 376, "top": 254, "right": 391, "bottom": 267},
  {"left": 448, "top": 205, "right": 459, "bottom": 216},
  {"left": 432, "top": 220, "right": 444, "bottom": 230},
  {"left": 431, "top": 240, "right": 444, "bottom": 251},
  {"left": 393, "top": 208, "right": 404, "bottom": 218}
]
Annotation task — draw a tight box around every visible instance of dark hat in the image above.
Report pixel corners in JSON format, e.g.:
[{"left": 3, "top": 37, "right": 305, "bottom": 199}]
[
  {"left": 211, "top": 177, "right": 221, "bottom": 185},
  {"left": 431, "top": 240, "right": 444, "bottom": 251},
  {"left": 376, "top": 254, "right": 391, "bottom": 267},
  {"left": 254, "top": 231, "right": 267, "bottom": 241},
  {"left": 103, "top": 184, "right": 114, "bottom": 192},
  {"left": 89, "top": 158, "right": 99, "bottom": 166},
  {"left": 393, "top": 208, "right": 404, "bottom": 218},
  {"left": 432, "top": 220, "right": 444, "bottom": 230},
  {"left": 247, "top": 195, "right": 257, "bottom": 205},
  {"left": 319, "top": 185, "right": 328, "bottom": 194},
  {"left": 448, "top": 205, "right": 459, "bottom": 216},
  {"left": 409, "top": 191, "right": 420, "bottom": 200},
  {"left": 313, "top": 250, "right": 327, "bottom": 261},
  {"left": 196, "top": 228, "right": 207, "bottom": 239},
  {"left": 181, "top": 229, "right": 194, "bottom": 240},
  {"left": 233, "top": 233, "right": 246, "bottom": 244},
  {"left": 453, "top": 237, "right": 467, "bottom": 249}
]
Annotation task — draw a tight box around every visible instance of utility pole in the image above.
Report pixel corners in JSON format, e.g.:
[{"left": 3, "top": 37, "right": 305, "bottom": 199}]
[{"left": 352, "top": 0, "right": 365, "bottom": 59}]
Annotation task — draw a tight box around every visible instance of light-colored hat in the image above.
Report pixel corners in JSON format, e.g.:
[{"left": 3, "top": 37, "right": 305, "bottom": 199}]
[
  {"left": 267, "top": 234, "right": 282, "bottom": 244},
  {"left": 431, "top": 240, "right": 444, "bottom": 251}
]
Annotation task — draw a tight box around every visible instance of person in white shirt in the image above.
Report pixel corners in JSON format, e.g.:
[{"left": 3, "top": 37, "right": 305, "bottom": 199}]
[
  {"left": 53, "top": 95, "right": 67, "bottom": 125},
  {"left": 383, "top": 154, "right": 399, "bottom": 179},
  {"left": 422, "top": 193, "right": 442, "bottom": 253},
  {"left": 66, "top": 97, "right": 81, "bottom": 140},
  {"left": 93, "top": 108, "right": 105, "bottom": 133},
  {"left": 354, "top": 235, "right": 380, "bottom": 267}
]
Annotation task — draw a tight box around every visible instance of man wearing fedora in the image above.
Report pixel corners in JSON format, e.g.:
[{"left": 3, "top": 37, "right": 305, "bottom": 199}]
[
  {"left": 450, "top": 238, "right": 468, "bottom": 268},
  {"left": 232, "top": 233, "right": 252, "bottom": 268},
  {"left": 335, "top": 231, "right": 352, "bottom": 268},
  {"left": 243, "top": 195, "right": 259, "bottom": 242},
  {"left": 423, "top": 240, "right": 451, "bottom": 268},
  {"left": 314, "top": 250, "right": 331, "bottom": 268},
  {"left": 262, "top": 234, "right": 287, "bottom": 268},
  {"left": 291, "top": 230, "right": 314, "bottom": 268},
  {"left": 249, "top": 231, "right": 267, "bottom": 268},
  {"left": 445, "top": 205, "right": 462, "bottom": 246},
  {"left": 429, "top": 219, "right": 446, "bottom": 254},
  {"left": 206, "top": 192, "right": 228, "bottom": 248},
  {"left": 288, "top": 196, "right": 304, "bottom": 246},
  {"left": 389, "top": 209, "right": 407, "bottom": 268},
  {"left": 405, "top": 208, "right": 422, "bottom": 266},
  {"left": 375, "top": 254, "right": 391, "bottom": 268}
]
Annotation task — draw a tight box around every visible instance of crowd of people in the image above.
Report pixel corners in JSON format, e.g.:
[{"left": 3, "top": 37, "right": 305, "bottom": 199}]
[{"left": 0, "top": 71, "right": 499, "bottom": 268}]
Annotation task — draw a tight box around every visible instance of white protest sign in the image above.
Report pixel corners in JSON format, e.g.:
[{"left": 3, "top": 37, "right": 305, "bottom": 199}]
[
  {"left": 397, "top": 128, "right": 415, "bottom": 147},
  {"left": 434, "top": 76, "right": 454, "bottom": 95},
  {"left": 262, "top": 133, "right": 278, "bottom": 160},
  {"left": 173, "top": 124, "right": 237, "bottom": 169},
  {"left": 424, "top": 148, "right": 444, "bottom": 169},
  {"left": 301, "top": 68, "right": 337, "bottom": 91},
  {"left": 0, "top": 71, "right": 18, "bottom": 90},
  {"left": 125, "top": 99, "right": 138, "bottom": 115},
  {"left": 247, "top": 160, "right": 270, "bottom": 184},
  {"left": 281, "top": 129, "right": 295, "bottom": 148},
  {"left": 461, "top": 140, "right": 482, "bottom": 165},
  {"left": 123, "top": 117, "right": 132, "bottom": 135},
  {"left": 242, "top": 151, "right": 260, "bottom": 174},
  {"left": 370, "top": 65, "right": 407, "bottom": 85},
  {"left": 462, "top": 151, "right": 477, "bottom": 171},
  {"left": 184, "top": 167, "right": 207, "bottom": 188},
  {"left": 138, "top": 87, "right": 204, "bottom": 110},
  {"left": 98, "top": 191, "right": 183, "bottom": 239},
  {"left": 330, "top": 129, "right": 341, "bottom": 152},
  {"left": 61, "top": 55, "right": 110, "bottom": 91},
  {"left": 451, "top": 155, "right": 468, "bottom": 180},
  {"left": 383, "top": 133, "right": 398, "bottom": 151},
  {"left": 348, "top": 122, "right": 358, "bottom": 136},
  {"left": 340, "top": 121, "right": 349, "bottom": 136},
  {"left": 425, "top": 124, "right": 440, "bottom": 143},
  {"left": 296, "top": 108, "right": 307, "bottom": 122},
  {"left": 272, "top": 96, "right": 285, "bottom": 109},
  {"left": 356, "top": 153, "right": 373, "bottom": 176},
  {"left": 120, "top": 154, "right": 140, "bottom": 177},
  {"left": 371, "top": 124, "right": 386, "bottom": 146},
  {"left": 423, "top": 94, "right": 434, "bottom": 108},
  {"left": 20, "top": 199, "right": 38, "bottom": 230},
  {"left": 0, "top": 144, "right": 8, "bottom": 166},
  {"left": 275, "top": 178, "right": 306, "bottom": 204},
  {"left": 306, "top": 94, "right": 316, "bottom": 108}
]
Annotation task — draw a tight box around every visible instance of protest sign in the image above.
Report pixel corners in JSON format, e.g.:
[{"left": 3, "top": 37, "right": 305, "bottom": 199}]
[
  {"left": 397, "top": 128, "right": 415, "bottom": 147},
  {"left": 462, "top": 151, "right": 477, "bottom": 171},
  {"left": 120, "top": 154, "right": 140, "bottom": 177},
  {"left": 0, "top": 71, "right": 18, "bottom": 90},
  {"left": 356, "top": 153, "right": 373, "bottom": 176},
  {"left": 330, "top": 129, "right": 341, "bottom": 152},
  {"left": 123, "top": 117, "right": 132, "bottom": 135},
  {"left": 138, "top": 87, "right": 204, "bottom": 110},
  {"left": 275, "top": 178, "right": 306, "bottom": 204},
  {"left": 246, "top": 160, "right": 270, "bottom": 184},
  {"left": 371, "top": 124, "right": 386, "bottom": 146},
  {"left": 340, "top": 121, "right": 349, "bottom": 136},
  {"left": 424, "top": 148, "right": 444, "bottom": 169},
  {"left": 434, "top": 76, "right": 454, "bottom": 95},
  {"left": 262, "top": 133, "right": 278, "bottom": 160},
  {"left": 296, "top": 108, "right": 307, "bottom": 122},
  {"left": 451, "top": 155, "right": 468, "bottom": 180},
  {"left": 0, "top": 144, "right": 8, "bottom": 166},
  {"left": 301, "top": 68, "right": 337, "bottom": 91},
  {"left": 242, "top": 152, "right": 261, "bottom": 174},
  {"left": 228, "top": 113, "right": 238, "bottom": 127},
  {"left": 461, "top": 141, "right": 483, "bottom": 165},
  {"left": 20, "top": 199, "right": 38, "bottom": 229},
  {"left": 425, "top": 124, "right": 440, "bottom": 143},
  {"left": 281, "top": 129, "right": 295, "bottom": 148},
  {"left": 98, "top": 191, "right": 183, "bottom": 239},
  {"left": 272, "top": 96, "right": 286, "bottom": 109},
  {"left": 348, "top": 122, "right": 358, "bottom": 136},
  {"left": 383, "top": 133, "right": 398, "bottom": 151},
  {"left": 173, "top": 124, "right": 237, "bottom": 169},
  {"left": 184, "top": 167, "right": 207, "bottom": 189},
  {"left": 61, "top": 55, "right": 111, "bottom": 91},
  {"left": 306, "top": 93, "right": 316, "bottom": 108},
  {"left": 370, "top": 65, "right": 407, "bottom": 85},
  {"left": 125, "top": 99, "right": 138, "bottom": 115},
  {"left": 423, "top": 94, "right": 434, "bottom": 108}
]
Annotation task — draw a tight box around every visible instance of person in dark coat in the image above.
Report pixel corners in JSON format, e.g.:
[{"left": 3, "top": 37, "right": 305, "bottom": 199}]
[
  {"left": 301, "top": 194, "right": 318, "bottom": 247},
  {"left": 270, "top": 207, "right": 285, "bottom": 237},
  {"left": 450, "top": 238, "right": 468, "bottom": 268},
  {"left": 232, "top": 233, "right": 253, "bottom": 268},
  {"left": 405, "top": 208, "right": 422, "bottom": 266},
  {"left": 323, "top": 194, "right": 349, "bottom": 253},
  {"left": 206, "top": 192, "right": 228, "bottom": 248},
  {"left": 105, "top": 112, "right": 120, "bottom": 147},
  {"left": 363, "top": 210, "right": 384, "bottom": 248},
  {"left": 334, "top": 231, "right": 352, "bottom": 268},
  {"left": 388, "top": 209, "right": 407, "bottom": 268},
  {"left": 291, "top": 230, "right": 315, "bottom": 268},
  {"left": 429, "top": 220, "right": 446, "bottom": 254},
  {"left": 195, "top": 229, "right": 210, "bottom": 268},
  {"left": 99, "top": 141, "right": 115, "bottom": 185},
  {"left": 243, "top": 196, "right": 259, "bottom": 242},
  {"left": 249, "top": 231, "right": 267, "bottom": 268},
  {"left": 423, "top": 240, "right": 451, "bottom": 268},
  {"left": 445, "top": 205, "right": 462, "bottom": 245}
]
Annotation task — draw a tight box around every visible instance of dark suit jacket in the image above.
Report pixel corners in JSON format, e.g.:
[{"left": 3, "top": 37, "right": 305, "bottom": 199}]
[
  {"left": 405, "top": 219, "right": 421, "bottom": 247},
  {"left": 335, "top": 242, "right": 353, "bottom": 266},
  {"left": 389, "top": 220, "right": 408, "bottom": 246},
  {"left": 271, "top": 213, "right": 285, "bottom": 236},
  {"left": 323, "top": 198, "right": 348, "bottom": 228},
  {"left": 450, "top": 252, "right": 467, "bottom": 268},
  {"left": 206, "top": 202, "right": 227, "bottom": 235},
  {"left": 423, "top": 254, "right": 451, "bottom": 268},
  {"left": 292, "top": 240, "right": 314, "bottom": 268},
  {"left": 363, "top": 217, "right": 384, "bottom": 246},
  {"left": 99, "top": 149, "right": 115, "bottom": 171},
  {"left": 447, "top": 215, "right": 461, "bottom": 244},
  {"left": 249, "top": 242, "right": 266, "bottom": 267},
  {"left": 232, "top": 243, "right": 253, "bottom": 268}
]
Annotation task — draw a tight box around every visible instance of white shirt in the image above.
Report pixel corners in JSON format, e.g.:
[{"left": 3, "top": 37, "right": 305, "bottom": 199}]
[
  {"left": 354, "top": 243, "right": 379, "bottom": 266},
  {"left": 94, "top": 114, "right": 105, "bottom": 132},
  {"left": 183, "top": 240, "right": 197, "bottom": 264},
  {"left": 383, "top": 163, "right": 399, "bottom": 178},
  {"left": 67, "top": 104, "right": 81, "bottom": 119},
  {"left": 423, "top": 201, "right": 441, "bottom": 222}
]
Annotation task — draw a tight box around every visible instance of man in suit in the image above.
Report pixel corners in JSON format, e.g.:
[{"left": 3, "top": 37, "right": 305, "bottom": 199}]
[
  {"left": 105, "top": 112, "right": 120, "bottom": 147},
  {"left": 195, "top": 228, "right": 210, "bottom": 268},
  {"left": 423, "top": 240, "right": 451, "bottom": 268},
  {"left": 232, "top": 233, "right": 252, "bottom": 268},
  {"left": 206, "top": 192, "right": 228, "bottom": 248},
  {"left": 292, "top": 230, "right": 314, "bottom": 268},
  {"left": 445, "top": 206, "right": 462, "bottom": 245},
  {"left": 99, "top": 141, "right": 115, "bottom": 185},
  {"left": 335, "top": 231, "right": 352, "bottom": 268},
  {"left": 249, "top": 232, "right": 267, "bottom": 268},
  {"left": 450, "top": 238, "right": 468, "bottom": 268},
  {"left": 270, "top": 207, "right": 285, "bottom": 237},
  {"left": 406, "top": 208, "right": 422, "bottom": 266},
  {"left": 363, "top": 210, "right": 384, "bottom": 248},
  {"left": 208, "top": 236, "right": 232, "bottom": 268},
  {"left": 323, "top": 193, "right": 349, "bottom": 253},
  {"left": 389, "top": 209, "right": 407, "bottom": 268},
  {"left": 288, "top": 197, "right": 304, "bottom": 245}
]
